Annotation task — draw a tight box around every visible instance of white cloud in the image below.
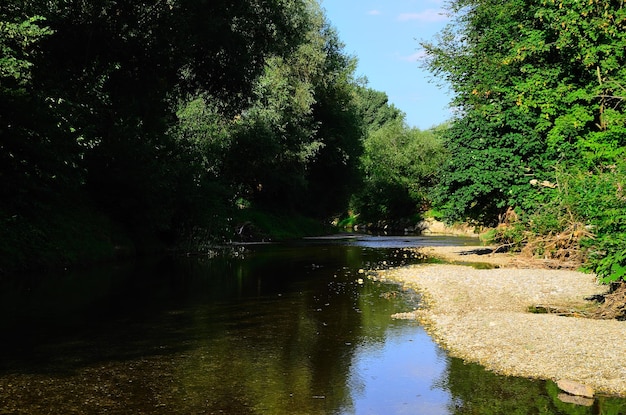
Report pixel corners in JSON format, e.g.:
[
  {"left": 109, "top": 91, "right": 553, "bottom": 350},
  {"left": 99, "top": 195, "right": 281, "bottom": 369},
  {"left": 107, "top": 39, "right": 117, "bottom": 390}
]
[
  {"left": 399, "top": 50, "right": 428, "bottom": 62},
  {"left": 367, "top": 9, "right": 381, "bottom": 16},
  {"left": 397, "top": 9, "right": 447, "bottom": 23}
]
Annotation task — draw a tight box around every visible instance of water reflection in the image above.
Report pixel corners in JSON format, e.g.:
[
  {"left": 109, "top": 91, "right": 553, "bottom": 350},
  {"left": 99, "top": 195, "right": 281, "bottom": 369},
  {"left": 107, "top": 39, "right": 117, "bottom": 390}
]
[
  {"left": 0, "top": 236, "right": 625, "bottom": 414},
  {"left": 346, "top": 324, "right": 451, "bottom": 414}
]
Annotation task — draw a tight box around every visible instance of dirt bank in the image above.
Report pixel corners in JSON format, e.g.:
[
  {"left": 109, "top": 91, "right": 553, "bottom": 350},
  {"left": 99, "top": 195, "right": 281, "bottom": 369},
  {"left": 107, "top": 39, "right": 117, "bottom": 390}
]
[{"left": 379, "top": 245, "right": 626, "bottom": 397}]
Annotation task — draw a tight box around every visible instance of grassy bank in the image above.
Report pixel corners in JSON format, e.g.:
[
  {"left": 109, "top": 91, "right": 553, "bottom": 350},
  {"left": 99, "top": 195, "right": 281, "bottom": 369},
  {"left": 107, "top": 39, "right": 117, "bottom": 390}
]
[
  {"left": 233, "top": 209, "right": 334, "bottom": 241},
  {"left": 0, "top": 197, "right": 135, "bottom": 276},
  {"left": 0, "top": 200, "right": 334, "bottom": 276}
]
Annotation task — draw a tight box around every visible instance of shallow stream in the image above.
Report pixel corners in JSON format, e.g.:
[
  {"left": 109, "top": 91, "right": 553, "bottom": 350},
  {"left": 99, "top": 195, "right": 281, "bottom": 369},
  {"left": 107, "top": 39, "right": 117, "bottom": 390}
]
[{"left": 0, "top": 235, "right": 624, "bottom": 414}]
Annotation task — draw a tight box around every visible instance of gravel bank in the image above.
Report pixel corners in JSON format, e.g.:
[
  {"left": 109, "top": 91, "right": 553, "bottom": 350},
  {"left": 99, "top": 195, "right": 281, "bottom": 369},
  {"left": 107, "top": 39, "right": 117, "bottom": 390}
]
[{"left": 380, "top": 245, "right": 626, "bottom": 397}]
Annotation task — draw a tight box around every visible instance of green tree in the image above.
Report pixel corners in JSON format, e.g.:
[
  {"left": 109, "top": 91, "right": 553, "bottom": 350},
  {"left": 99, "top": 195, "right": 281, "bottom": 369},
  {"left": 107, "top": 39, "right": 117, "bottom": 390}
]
[
  {"left": 220, "top": 3, "right": 364, "bottom": 217},
  {"left": 1, "top": 0, "right": 333, "bottom": 270},
  {"left": 0, "top": 15, "right": 51, "bottom": 86},
  {"left": 3, "top": 0, "right": 308, "bottom": 229},
  {"left": 352, "top": 116, "right": 446, "bottom": 221},
  {"left": 423, "top": 0, "right": 626, "bottom": 280},
  {"left": 422, "top": 0, "right": 556, "bottom": 225},
  {"left": 36, "top": 0, "right": 308, "bottom": 232},
  {"left": 304, "top": 22, "right": 364, "bottom": 217},
  {"left": 354, "top": 86, "right": 404, "bottom": 132},
  {"left": 222, "top": 3, "right": 325, "bottom": 210},
  {"left": 0, "top": 10, "right": 74, "bottom": 208}
]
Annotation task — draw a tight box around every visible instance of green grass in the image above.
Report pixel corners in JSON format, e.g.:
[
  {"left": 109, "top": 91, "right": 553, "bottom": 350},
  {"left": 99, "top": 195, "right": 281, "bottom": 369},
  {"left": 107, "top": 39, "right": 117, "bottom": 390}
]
[
  {"left": 234, "top": 208, "right": 333, "bottom": 241},
  {"left": 336, "top": 213, "right": 359, "bottom": 230}
]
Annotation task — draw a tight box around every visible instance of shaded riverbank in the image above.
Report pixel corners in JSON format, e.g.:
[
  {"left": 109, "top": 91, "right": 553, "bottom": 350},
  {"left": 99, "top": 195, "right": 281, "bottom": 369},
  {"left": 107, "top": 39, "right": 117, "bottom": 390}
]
[{"left": 381, "top": 245, "right": 626, "bottom": 397}]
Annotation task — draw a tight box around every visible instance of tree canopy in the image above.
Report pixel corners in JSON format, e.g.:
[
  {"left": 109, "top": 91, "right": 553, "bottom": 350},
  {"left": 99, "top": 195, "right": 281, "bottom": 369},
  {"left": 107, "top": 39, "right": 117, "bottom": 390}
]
[
  {"left": 423, "top": 0, "right": 626, "bottom": 282},
  {"left": 0, "top": 0, "right": 376, "bottom": 271}
]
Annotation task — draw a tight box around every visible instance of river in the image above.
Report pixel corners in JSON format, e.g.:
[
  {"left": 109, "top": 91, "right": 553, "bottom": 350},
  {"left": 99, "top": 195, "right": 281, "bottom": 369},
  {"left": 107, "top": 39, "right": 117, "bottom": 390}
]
[{"left": 0, "top": 234, "right": 624, "bottom": 414}]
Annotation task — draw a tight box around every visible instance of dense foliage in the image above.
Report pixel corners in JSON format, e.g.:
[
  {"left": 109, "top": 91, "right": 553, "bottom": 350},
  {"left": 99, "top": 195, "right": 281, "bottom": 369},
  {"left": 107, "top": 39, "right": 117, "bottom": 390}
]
[
  {"left": 351, "top": 116, "right": 445, "bottom": 222},
  {"left": 343, "top": 87, "right": 447, "bottom": 225},
  {"left": 0, "top": 0, "right": 376, "bottom": 272},
  {"left": 423, "top": 0, "right": 626, "bottom": 282},
  {"left": 2, "top": 0, "right": 448, "bottom": 273}
]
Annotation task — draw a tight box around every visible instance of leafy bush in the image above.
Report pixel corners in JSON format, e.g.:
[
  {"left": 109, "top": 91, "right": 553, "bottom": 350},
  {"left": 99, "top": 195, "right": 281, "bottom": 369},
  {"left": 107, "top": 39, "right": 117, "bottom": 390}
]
[
  {"left": 422, "top": 0, "right": 626, "bottom": 283},
  {"left": 351, "top": 119, "right": 446, "bottom": 221},
  {"left": 558, "top": 163, "right": 626, "bottom": 283}
]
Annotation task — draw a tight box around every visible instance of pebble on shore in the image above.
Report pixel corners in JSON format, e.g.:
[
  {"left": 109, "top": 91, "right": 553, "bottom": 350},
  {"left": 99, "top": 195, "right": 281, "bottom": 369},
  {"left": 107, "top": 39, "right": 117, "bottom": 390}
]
[{"left": 382, "top": 245, "right": 626, "bottom": 397}]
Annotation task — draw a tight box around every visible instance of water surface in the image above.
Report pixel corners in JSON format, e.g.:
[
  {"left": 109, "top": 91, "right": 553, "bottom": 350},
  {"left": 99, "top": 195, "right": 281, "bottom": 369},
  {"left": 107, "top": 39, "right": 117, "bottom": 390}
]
[{"left": 0, "top": 235, "right": 624, "bottom": 414}]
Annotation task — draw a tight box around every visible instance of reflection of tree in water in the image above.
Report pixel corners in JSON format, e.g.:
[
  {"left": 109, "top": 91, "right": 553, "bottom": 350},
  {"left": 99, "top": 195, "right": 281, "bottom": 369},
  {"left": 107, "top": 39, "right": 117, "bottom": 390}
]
[
  {"left": 0, "top": 243, "right": 423, "bottom": 414},
  {"left": 174, "top": 245, "right": 405, "bottom": 414},
  {"left": 438, "top": 357, "right": 626, "bottom": 415}
]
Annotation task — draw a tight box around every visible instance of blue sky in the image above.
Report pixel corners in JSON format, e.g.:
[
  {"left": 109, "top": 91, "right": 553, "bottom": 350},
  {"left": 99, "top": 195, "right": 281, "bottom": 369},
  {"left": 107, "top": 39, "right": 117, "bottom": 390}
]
[{"left": 321, "top": 0, "right": 452, "bottom": 130}]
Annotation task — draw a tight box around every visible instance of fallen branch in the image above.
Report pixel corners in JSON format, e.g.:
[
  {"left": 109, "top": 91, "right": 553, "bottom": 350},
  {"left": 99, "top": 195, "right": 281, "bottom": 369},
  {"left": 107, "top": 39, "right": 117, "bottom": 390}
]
[{"left": 529, "top": 304, "right": 592, "bottom": 318}]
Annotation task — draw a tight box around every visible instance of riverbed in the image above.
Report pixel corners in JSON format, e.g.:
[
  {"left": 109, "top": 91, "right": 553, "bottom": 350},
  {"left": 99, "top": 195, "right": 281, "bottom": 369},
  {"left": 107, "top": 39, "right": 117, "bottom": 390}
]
[{"left": 1, "top": 235, "right": 624, "bottom": 414}]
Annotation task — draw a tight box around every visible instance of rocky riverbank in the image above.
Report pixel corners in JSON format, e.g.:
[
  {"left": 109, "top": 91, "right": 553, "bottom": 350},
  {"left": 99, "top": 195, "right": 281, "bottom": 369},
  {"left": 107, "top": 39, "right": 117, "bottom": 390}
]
[{"left": 377, "top": 245, "right": 626, "bottom": 397}]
